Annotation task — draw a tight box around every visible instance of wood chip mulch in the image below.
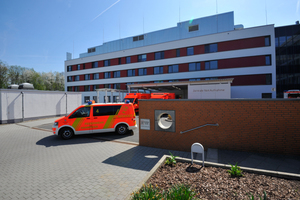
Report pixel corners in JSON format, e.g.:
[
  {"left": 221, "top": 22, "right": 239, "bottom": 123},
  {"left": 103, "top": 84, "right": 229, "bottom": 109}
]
[{"left": 147, "top": 162, "right": 300, "bottom": 199}]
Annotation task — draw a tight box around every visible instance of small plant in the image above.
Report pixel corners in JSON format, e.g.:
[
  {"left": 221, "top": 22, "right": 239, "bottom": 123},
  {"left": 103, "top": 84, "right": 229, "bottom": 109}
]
[
  {"left": 165, "top": 151, "right": 178, "bottom": 166},
  {"left": 247, "top": 191, "right": 267, "bottom": 200},
  {"left": 228, "top": 162, "right": 243, "bottom": 177},
  {"left": 131, "top": 184, "right": 162, "bottom": 200},
  {"left": 164, "top": 184, "right": 198, "bottom": 200}
]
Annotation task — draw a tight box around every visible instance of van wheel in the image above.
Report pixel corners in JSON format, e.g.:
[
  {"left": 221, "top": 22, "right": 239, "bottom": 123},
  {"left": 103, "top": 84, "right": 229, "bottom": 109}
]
[
  {"left": 60, "top": 128, "right": 74, "bottom": 140},
  {"left": 116, "top": 124, "right": 128, "bottom": 135}
]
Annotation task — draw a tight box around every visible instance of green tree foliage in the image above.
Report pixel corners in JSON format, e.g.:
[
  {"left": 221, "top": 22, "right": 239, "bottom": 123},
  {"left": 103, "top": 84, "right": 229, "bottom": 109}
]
[
  {"left": 0, "top": 60, "right": 64, "bottom": 91},
  {"left": 0, "top": 61, "right": 9, "bottom": 89}
]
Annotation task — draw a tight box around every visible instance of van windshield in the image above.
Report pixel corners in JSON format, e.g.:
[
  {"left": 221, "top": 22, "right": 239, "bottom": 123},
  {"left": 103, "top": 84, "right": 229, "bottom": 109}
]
[{"left": 123, "top": 98, "right": 134, "bottom": 103}]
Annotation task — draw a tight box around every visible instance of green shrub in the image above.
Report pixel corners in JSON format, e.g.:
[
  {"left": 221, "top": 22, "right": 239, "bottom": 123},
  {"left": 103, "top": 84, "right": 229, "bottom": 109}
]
[
  {"left": 228, "top": 162, "right": 243, "bottom": 177},
  {"left": 165, "top": 152, "right": 178, "bottom": 166},
  {"left": 164, "top": 184, "right": 198, "bottom": 200},
  {"left": 247, "top": 191, "right": 267, "bottom": 200},
  {"left": 131, "top": 184, "right": 162, "bottom": 200}
]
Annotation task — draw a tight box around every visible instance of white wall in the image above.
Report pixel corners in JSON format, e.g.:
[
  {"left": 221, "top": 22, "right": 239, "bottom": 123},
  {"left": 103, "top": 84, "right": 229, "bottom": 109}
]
[
  {"left": 0, "top": 89, "right": 81, "bottom": 123},
  {"left": 81, "top": 91, "right": 127, "bottom": 104},
  {"left": 188, "top": 83, "right": 231, "bottom": 99}
]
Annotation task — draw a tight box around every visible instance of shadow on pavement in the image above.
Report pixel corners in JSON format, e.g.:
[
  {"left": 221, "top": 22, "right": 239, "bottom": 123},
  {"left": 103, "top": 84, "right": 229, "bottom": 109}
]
[
  {"left": 102, "top": 146, "right": 191, "bottom": 171},
  {"left": 36, "top": 135, "right": 105, "bottom": 147}
]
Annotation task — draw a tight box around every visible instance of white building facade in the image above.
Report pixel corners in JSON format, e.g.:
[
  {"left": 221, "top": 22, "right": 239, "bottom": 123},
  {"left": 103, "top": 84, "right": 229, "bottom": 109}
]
[{"left": 65, "top": 12, "right": 276, "bottom": 101}]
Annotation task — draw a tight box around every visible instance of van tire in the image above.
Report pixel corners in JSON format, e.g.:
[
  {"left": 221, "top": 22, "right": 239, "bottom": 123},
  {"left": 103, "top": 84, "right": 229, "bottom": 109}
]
[
  {"left": 60, "top": 128, "right": 74, "bottom": 140},
  {"left": 116, "top": 124, "right": 128, "bottom": 135}
]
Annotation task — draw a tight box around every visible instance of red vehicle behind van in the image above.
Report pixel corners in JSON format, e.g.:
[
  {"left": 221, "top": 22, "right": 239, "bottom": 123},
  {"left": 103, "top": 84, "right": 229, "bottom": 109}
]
[
  {"left": 123, "top": 93, "right": 151, "bottom": 114},
  {"left": 150, "top": 93, "right": 175, "bottom": 99}
]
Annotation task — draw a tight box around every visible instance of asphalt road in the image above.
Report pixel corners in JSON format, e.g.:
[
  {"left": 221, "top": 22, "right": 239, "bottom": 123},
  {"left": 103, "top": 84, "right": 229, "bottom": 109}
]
[{"left": 36, "top": 116, "right": 140, "bottom": 144}]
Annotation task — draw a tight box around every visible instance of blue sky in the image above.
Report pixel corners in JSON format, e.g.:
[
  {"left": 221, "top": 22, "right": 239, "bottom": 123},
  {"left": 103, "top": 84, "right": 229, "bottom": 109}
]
[{"left": 0, "top": 0, "right": 299, "bottom": 73}]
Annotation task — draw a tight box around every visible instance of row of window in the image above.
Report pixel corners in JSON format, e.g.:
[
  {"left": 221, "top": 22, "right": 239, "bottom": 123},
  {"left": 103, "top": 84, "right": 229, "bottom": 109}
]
[
  {"left": 67, "top": 55, "right": 272, "bottom": 82},
  {"left": 68, "top": 36, "right": 271, "bottom": 72},
  {"left": 68, "top": 73, "right": 273, "bottom": 92}
]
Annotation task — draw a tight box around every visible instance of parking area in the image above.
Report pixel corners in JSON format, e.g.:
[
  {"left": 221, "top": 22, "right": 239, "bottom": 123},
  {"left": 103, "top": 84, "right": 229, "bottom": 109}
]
[{"left": 0, "top": 118, "right": 190, "bottom": 200}]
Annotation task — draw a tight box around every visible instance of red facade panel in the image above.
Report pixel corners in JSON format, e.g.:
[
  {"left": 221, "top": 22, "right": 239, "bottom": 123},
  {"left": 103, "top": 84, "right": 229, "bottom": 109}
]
[
  {"left": 200, "top": 62, "right": 205, "bottom": 70},
  {"left": 222, "top": 74, "right": 267, "bottom": 86},
  {"left": 121, "top": 57, "right": 126, "bottom": 64},
  {"left": 85, "top": 63, "right": 92, "bottom": 69},
  {"left": 194, "top": 45, "right": 204, "bottom": 55},
  {"left": 165, "top": 49, "right": 176, "bottom": 58},
  {"left": 131, "top": 55, "right": 138, "bottom": 63},
  {"left": 111, "top": 58, "right": 118, "bottom": 66},
  {"left": 179, "top": 63, "right": 189, "bottom": 72},
  {"left": 121, "top": 70, "right": 127, "bottom": 77},
  {"left": 180, "top": 48, "right": 187, "bottom": 56},
  {"left": 79, "top": 86, "right": 84, "bottom": 92},
  {"left": 147, "top": 53, "right": 155, "bottom": 61},
  {"left": 163, "top": 66, "right": 168, "bottom": 74},
  {"left": 99, "top": 73, "right": 104, "bottom": 79},
  {"left": 98, "top": 61, "right": 103, "bottom": 67},
  {"left": 72, "top": 65, "right": 76, "bottom": 71},
  {"left": 80, "top": 75, "right": 84, "bottom": 81},
  {"left": 120, "top": 83, "right": 126, "bottom": 90},
  {"left": 218, "top": 36, "right": 265, "bottom": 52},
  {"left": 218, "top": 55, "right": 266, "bottom": 69},
  {"left": 147, "top": 67, "right": 154, "bottom": 75}
]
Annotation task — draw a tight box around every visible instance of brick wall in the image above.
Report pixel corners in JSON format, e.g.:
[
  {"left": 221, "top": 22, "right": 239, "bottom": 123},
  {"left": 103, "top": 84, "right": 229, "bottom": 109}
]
[{"left": 139, "top": 99, "right": 300, "bottom": 155}]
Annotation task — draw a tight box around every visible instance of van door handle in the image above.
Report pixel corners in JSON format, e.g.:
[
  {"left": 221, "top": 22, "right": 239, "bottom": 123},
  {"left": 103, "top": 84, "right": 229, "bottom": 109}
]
[{"left": 94, "top": 117, "right": 97, "bottom": 119}]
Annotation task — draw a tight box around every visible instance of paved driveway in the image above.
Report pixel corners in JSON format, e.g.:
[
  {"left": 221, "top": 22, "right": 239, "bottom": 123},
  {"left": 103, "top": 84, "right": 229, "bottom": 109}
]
[{"left": 0, "top": 120, "right": 190, "bottom": 200}]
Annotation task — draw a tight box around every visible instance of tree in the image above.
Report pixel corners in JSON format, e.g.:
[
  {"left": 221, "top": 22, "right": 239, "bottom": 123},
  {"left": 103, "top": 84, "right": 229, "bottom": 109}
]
[{"left": 0, "top": 61, "right": 8, "bottom": 88}]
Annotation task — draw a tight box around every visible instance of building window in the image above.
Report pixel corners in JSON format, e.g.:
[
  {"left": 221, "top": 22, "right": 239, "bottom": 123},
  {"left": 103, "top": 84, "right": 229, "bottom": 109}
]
[
  {"left": 176, "top": 49, "right": 180, "bottom": 57},
  {"left": 265, "top": 36, "right": 270, "bottom": 46},
  {"left": 114, "top": 71, "right": 120, "bottom": 78},
  {"left": 74, "top": 86, "right": 79, "bottom": 91},
  {"left": 126, "top": 57, "right": 131, "bottom": 64},
  {"left": 189, "top": 62, "right": 201, "bottom": 71},
  {"left": 104, "top": 60, "right": 110, "bottom": 66},
  {"left": 262, "top": 93, "right": 272, "bottom": 98},
  {"left": 187, "top": 47, "right": 194, "bottom": 56},
  {"left": 154, "top": 81, "right": 163, "bottom": 83},
  {"left": 88, "top": 48, "right": 95, "bottom": 53},
  {"left": 127, "top": 69, "right": 135, "bottom": 77},
  {"left": 154, "top": 66, "right": 163, "bottom": 74},
  {"left": 118, "top": 58, "right": 122, "bottom": 65},
  {"left": 67, "top": 66, "right": 72, "bottom": 72},
  {"left": 93, "top": 73, "right": 99, "bottom": 80},
  {"left": 205, "top": 43, "right": 218, "bottom": 53},
  {"left": 84, "top": 74, "right": 90, "bottom": 80},
  {"left": 168, "top": 65, "right": 179, "bottom": 73},
  {"left": 83, "top": 64, "right": 86, "bottom": 69},
  {"left": 77, "top": 64, "right": 80, "bottom": 70},
  {"left": 113, "top": 96, "right": 120, "bottom": 102},
  {"left": 155, "top": 51, "right": 164, "bottom": 60},
  {"left": 189, "top": 25, "right": 199, "bottom": 32},
  {"left": 189, "top": 78, "right": 201, "bottom": 81},
  {"left": 84, "top": 86, "right": 90, "bottom": 91},
  {"left": 133, "top": 35, "right": 144, "bottom": 41},
  {"left": 266, "top": 74, "right": 272, "bottom": 85},
  {"left": 67, "top": 86, "right": 72, "bottom": 91},
  {"left": 67, "top": 76, "right": 72, "bottom": 82},
  {"left": 205, "top": 61, "right": 218, "bottom": 70},
  {"left": 75, "top": 75, "right": 79, "bottom": 81},
  {"left": 103, "top": 96, "right": 111, "bottom": 103},
  {"left": 104, "top": 84, "right": 111, "bottom": 88},
  {"left": 92, "top": 62, "right": 98, "bottom": 68},
  {"left": 93, "top": 85, "right": 99, "bottom": 91},
  {"left": 265, "top": 55, "right": 271, "bottom": 65},
  {"left": 104, "top": 72, "right": 111, "bottom": 79},
  {"left": 114, "top": 83, "right": 120, "bottom": 89},
  {"left": 205, "top": 77, "right": 218, "bottom": 80},
  {"left": 84, "top": 96, "right": 90, "bottom": 102},
  {"left": 138, "top": 68, "right": 147, "bottom": 76},
  {"left": 169, "top": 80, "right": 179, "bottom": 82},
  {"left": 138, "top": 54, "right": 147, "bottom": 62}
]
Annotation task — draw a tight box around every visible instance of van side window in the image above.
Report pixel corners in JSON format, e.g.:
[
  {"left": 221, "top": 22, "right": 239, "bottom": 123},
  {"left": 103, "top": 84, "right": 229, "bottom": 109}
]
[
  {"left": 93, "top": 106, "right": 121, "bottom": 116},
  {"left": 69, "top": 107, "right": 90, "bottom": 118}
]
